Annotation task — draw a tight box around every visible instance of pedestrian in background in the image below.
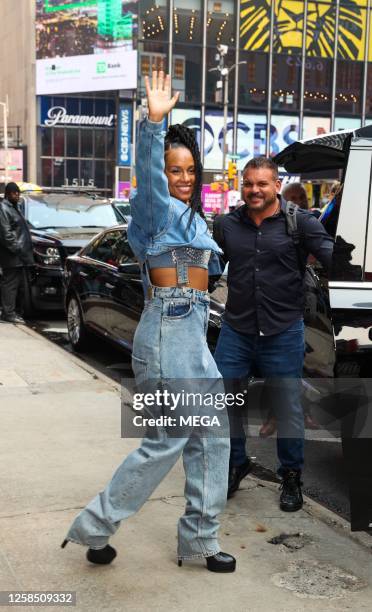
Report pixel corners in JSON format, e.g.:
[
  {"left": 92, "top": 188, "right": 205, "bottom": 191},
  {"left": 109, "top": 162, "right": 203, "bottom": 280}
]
[
  {"left": 282, "top": 182, "right": 309, "bottom": 210},
  {"left": 0, "top": 182, "right": 34, "bottom": 323}
]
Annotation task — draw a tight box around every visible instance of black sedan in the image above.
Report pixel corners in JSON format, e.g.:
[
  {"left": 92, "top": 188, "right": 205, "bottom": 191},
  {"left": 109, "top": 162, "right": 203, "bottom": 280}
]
[
  {"left": 63, "top": 224, "right": 225, "bottom": 353},
  {"left": 17, "top": 190, "right": 128, "bottom": 314}
]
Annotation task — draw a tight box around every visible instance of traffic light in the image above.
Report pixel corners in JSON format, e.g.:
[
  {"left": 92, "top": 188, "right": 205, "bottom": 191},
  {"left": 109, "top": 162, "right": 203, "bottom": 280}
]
[{"left": 228, "top": 161, "right": 237, "bottom": 180}]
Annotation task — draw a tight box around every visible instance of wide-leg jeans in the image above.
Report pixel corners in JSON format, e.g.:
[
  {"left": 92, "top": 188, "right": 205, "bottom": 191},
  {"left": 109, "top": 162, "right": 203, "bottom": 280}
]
[{"left": 65, "top": 287, "right": 230, "bottom": 559}]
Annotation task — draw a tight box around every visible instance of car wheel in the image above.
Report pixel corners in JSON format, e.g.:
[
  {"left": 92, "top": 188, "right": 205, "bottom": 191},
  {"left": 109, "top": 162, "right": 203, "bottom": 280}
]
[{"left": 67, "top": 295, "right": 90, "bottom": 351}]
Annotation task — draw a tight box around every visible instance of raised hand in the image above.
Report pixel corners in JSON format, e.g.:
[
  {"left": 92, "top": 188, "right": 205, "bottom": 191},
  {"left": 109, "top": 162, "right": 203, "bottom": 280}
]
[{"left": 145, "top": 70, "right": 180, "bottom": 123}]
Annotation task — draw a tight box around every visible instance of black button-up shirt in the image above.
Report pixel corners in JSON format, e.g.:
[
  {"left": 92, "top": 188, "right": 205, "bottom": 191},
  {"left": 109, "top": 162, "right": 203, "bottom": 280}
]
[{"left": 214, "top": 199, "right": 334, "bottom": 336}]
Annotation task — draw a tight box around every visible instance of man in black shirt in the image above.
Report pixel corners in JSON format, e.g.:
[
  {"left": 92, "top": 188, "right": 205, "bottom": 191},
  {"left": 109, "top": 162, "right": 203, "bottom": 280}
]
[{"left": 213, "top": 157, "right": 333, "bottom": 511}]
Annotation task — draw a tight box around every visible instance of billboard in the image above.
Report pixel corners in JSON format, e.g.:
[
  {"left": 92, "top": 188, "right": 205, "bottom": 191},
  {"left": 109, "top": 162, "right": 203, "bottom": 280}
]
[
  {"left": 35, "top": 0, "right": 137, "bottom": 95},
  {"left": 240, "top": 0, "right": 372, "bottom": 60},
  {"left": 117, "top": 102, "right": 132, "bottom": 167},
  {"left": 171, "top": 109, "right": 300, "bottom": 170}
]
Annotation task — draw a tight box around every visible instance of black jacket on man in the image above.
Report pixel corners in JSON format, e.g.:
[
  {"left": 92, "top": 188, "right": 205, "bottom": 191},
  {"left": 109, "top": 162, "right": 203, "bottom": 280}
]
[
  {"left": 213, "top": 198, "right": 334, "bottom": 336},
  {"left": 0, "top": 198, "right": 34, "bottom": 268}
]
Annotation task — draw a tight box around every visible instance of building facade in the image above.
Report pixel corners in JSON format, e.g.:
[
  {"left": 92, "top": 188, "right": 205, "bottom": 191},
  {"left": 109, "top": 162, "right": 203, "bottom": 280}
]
[{"left": 0, "top": 0, "right": 371, "bottom": 193}]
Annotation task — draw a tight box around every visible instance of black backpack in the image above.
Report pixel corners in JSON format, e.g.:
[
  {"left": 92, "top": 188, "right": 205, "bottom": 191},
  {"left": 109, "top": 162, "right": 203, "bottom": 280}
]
[{"left": 213, "top": 202, "right": 321, "bottom": 323}]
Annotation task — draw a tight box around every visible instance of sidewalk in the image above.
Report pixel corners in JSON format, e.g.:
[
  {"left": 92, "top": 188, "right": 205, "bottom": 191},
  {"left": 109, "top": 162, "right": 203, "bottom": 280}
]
[{"left": 0, "top": 322, "right": 371, "bottom": 611}]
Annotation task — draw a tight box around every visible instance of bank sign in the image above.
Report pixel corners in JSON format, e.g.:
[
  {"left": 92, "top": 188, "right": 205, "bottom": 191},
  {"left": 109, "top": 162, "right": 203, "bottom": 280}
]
[
  {"left": 40, "top": 97, "right": 116, "bottom": 128},
  {"left": 117, "top": 103, "right": 132, "bottom": 167}
]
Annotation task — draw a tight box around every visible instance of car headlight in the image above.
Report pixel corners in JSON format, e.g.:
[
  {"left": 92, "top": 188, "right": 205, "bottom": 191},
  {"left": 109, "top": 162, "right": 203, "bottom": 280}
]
[{"left": 34, "top": 245, "right": 62, "bottom": 266}]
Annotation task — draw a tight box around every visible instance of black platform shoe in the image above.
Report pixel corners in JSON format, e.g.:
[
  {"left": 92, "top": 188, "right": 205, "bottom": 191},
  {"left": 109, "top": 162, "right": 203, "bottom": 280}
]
[
  {"left": 61, "top": 540, "right": 117, "bottom": 565},
  {"left": 178, "top": 552, "right": 236, "bottom": 573}
]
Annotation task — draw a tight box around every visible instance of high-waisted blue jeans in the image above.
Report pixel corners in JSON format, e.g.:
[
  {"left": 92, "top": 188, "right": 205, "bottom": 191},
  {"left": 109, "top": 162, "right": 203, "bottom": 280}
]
[
  {"left": 214, "top": 319, "right": 305, "bottom": 475},
  {"left": 65, "top": 287, "right": 230, "bottom": 559}
]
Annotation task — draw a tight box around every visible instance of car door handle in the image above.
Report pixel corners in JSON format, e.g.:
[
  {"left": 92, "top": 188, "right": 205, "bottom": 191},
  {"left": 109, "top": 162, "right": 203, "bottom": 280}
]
[
  {"left": 79, "top": 271, "right": 89, "bottom": 278},
  {"left": 105, "top": 282, "right": 115, "bottom": 289}
]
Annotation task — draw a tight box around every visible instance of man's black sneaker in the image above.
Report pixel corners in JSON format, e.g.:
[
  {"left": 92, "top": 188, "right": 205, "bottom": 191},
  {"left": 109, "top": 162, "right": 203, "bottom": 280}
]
[
  {"left": 279, "top": 470, "right": 303, "bottom": 512},
  {"left": 227, "top": 458, "right": 253, "bottom": 499}
]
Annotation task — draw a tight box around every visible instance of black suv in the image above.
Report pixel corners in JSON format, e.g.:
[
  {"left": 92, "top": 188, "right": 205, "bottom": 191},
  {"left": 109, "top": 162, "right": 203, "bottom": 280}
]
[{"left": 17, "top": 189, "right": 126, "bottom": 314}]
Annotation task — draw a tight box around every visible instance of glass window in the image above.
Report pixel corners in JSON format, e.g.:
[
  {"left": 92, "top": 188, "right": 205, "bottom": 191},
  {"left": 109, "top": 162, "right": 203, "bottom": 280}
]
[
  {"left": 66, "top": 129, "right": 79, "bottom": 157},
  {"left": 95, "top": 160, "right": 105, "bottom": 188},
  {"left": 41, "top": 128, "right": 52, "bottom": 156},
  {"left": 106, "top": 162, "right": 114, "bottom": 192},
  {"left": 80, "top": 160, "right": 94, "bottom": 185},
  {"left": 272, "top": 54, "right": 301, "bottom": 112},
  {"left": 80, "top": 99, "right": 94, "bottom": 116},
  {"left": 208, "top": 0, "right": 235, "bottom": 47},
  {"left": 139, "top": 0, "right": 169, "bottom": 41},
  {"left": 66, "top": 159, "right": 79, "bottom": 185},
  {"left": 335, "top": 60, "right": 362, "bottom": 115},
  {"left": 88, "top": 230, "right": 123, "bottom": 265},
  {"left": 53, "top": 128, "right": 65, "bottom": 157},
  {"left": 66, "top": 98, "right": 79, "bottom": 115},
  {"left": 366, "top": 63, "right": 372, "bottom": 116},
  {"left": 238, "top": 51, "right": 267, "bottom": 110},
  {"left": 27, "top": 195, "right": 122, "bottom": 230},
  {"left": 174, "top": 0, "right": 202, "bottom": 45},
  {"left": 138, "top": 42, "right": 169, "bottom": 98},
  {"left": 304, "top": 57, "right": 333, "bottom": 112},
  {"left": 52, "top": 159, "right": 65, "bottom": 187},
  {"left": 173, "top": 44, "right": 202, "bottom": 103},
  {"left": 81, "top": 129, "right": 94, "bottom": 158},
  {"left": 41, "top": 158, "right": 52, "bottom": 187},
  {"left": 94, "top": 130, "right": 106, "bottom": 158},
  {"left": 107, "top": 131, "right": 115, "bottom": 160}
]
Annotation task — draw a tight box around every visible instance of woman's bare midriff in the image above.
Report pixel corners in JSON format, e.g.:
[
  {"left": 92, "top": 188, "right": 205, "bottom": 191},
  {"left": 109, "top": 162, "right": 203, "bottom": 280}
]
[{"left": 150, "top": 267, "right": 208, "bottom": 291}]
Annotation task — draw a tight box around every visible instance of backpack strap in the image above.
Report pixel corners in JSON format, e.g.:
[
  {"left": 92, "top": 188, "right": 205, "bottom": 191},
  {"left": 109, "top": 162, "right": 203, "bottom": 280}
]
[{"left": 285, "top": 200, "right": 306, "bottom": 275}]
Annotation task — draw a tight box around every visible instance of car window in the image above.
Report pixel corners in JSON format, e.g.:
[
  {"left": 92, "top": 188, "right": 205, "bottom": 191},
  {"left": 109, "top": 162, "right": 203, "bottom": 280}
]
[
  {"left": 25, "top": 194, "right": 123, "bottom": 229},
  {"left": 86, "top": 230, "right": 135, "bottom": 267},
  {"left": 87, "top": 231, "right": 124, "bottom": 266}
]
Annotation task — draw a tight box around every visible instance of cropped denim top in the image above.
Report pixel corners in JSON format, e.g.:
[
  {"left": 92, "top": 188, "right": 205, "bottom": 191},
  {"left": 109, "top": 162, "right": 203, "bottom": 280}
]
[
  {"left": 147, "top": 247, "right": 211, "bottom": 285},
  {"left": 127, "top": 118, "right": 223, "bottom": 293}
]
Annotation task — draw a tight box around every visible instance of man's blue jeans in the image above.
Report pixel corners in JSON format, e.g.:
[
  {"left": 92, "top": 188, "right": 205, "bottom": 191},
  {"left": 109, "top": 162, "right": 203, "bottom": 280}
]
[{"left": 214, "top": 319, "right": 305, "bottom": 475}]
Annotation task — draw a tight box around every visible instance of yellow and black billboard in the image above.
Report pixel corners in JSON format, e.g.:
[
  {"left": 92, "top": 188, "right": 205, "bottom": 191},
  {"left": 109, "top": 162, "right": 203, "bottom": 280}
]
[{"left": 240, "top": 0, "right": 371, "bottom": 60}]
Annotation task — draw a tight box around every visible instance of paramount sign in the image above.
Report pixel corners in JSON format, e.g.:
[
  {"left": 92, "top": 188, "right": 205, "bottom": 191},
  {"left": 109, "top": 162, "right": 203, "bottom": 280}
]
[{"left": 44, "top": 106, "right": 115, "bottom": 128}]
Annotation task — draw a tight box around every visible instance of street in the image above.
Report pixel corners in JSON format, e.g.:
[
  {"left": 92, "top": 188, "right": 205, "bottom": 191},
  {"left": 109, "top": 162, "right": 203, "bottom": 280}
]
[{"left": 31, "top": 313, "right": 351, "bottom": 525}]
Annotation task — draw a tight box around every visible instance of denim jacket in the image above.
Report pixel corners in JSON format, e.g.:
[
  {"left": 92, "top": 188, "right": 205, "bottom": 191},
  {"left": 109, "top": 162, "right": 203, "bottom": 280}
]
[{"left": 128, "top": 118, "right": 223, "bottom": 280}]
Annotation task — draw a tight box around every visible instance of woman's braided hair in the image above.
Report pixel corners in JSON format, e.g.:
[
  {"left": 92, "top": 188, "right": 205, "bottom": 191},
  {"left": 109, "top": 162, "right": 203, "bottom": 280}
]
[{"left": 164, "top": 123, "right": 205, "bottom": 227}]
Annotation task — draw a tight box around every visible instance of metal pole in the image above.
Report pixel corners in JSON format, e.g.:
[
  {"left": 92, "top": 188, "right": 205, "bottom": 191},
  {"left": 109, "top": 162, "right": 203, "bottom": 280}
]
[
  {"left": 222, "top": 70, "right": 229, "bottom": 181},
  {"left": 233, "top": 0, "right": 241, "bottom": 156},
  {"left": 200, "top": 0, "right": 208, "bottom": 165},
  {"left": 330, "top": 0, "right": 340, "bottom": 132},
  {"left": 266, "top": 0, "right": 275, "bottom": 156},
  {"left": 298, "top": 0, "right": 308, "bottom": 140},
  {"left": 362, "top": 0, "right": 371, "bottom": 126}
]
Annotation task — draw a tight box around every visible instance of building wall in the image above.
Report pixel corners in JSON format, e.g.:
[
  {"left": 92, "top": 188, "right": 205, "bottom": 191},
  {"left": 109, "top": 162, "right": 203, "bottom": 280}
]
[{"left": 0, "top": 0, "right": 37, "bottom": 182}]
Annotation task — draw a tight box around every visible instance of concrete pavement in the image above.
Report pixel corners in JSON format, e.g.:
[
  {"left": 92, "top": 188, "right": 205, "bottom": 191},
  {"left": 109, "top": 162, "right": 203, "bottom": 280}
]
[{"left": 0, "top": 322, "right": 371, "bottom": 611}]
